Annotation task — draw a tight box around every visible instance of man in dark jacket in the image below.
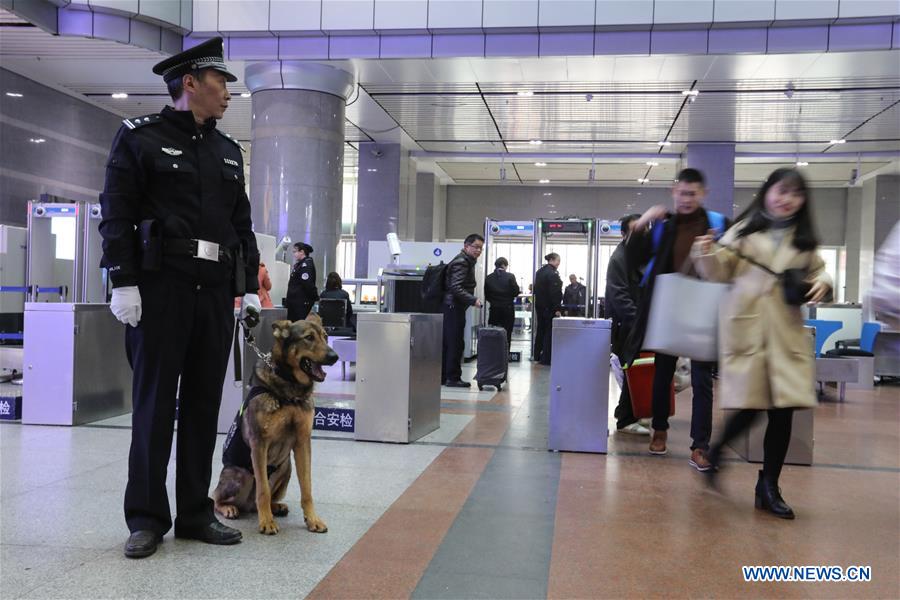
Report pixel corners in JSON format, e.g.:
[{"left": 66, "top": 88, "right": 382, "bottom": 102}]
[
  {"left": 606, "top": 214, "right": 649, "bottom": 436},
  {"left": 286, "top": 242, "right": 318, "bottom": 321},
  {"left": 533, "top": 253, "right": 563, "bottom": 365},
  {"left": 484, "top": 257, "right": 520, "bottom": 350},
  {"left": 624, "top": 168, "right": 728, "bottom": 470},
  {"left": 563, "top": 274, "right": 587, "bottom": 316},
  {"left": 442, "top": 233, "right": 484, "bottom": 387}
]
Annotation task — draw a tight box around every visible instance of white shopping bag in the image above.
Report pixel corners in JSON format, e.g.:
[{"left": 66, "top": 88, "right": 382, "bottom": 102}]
[{"left": 642, "top": 273, "right": 728, "bottom": 362}]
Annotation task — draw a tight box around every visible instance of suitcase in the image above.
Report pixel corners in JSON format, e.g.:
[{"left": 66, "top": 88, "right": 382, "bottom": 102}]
[
  {"left": 626, "top": 353, "right": 674, "bottom": 419},
  {"left": 474, "top": 326, "right": 508, "bottom": 391}
]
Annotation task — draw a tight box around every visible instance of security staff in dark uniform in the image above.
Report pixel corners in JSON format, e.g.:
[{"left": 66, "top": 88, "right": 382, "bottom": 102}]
[
  {"left": 533, "top": 253, "right": 563, "bottom": 365},
  {"left": 286, "top": 242, "right": 318, "bottom": 321},
  {"left": 484, "top": 257, "right": 520, "bottom": 350},
  {"left": 99, "top": 38, "right": 260, "bottom": 559}
]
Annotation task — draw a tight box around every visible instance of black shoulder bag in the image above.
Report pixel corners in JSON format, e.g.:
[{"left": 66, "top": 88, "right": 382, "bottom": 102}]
[{"left": 724, "top": 244, "right": 813, "bottom": 306}]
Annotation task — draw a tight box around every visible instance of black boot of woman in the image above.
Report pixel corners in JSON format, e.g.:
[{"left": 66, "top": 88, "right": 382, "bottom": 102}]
[{"left": 755, "top": 470, "right": 795, "bottom": 519}]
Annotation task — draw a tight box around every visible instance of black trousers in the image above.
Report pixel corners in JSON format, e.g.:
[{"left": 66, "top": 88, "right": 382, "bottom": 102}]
[
  {"left": 533, "top": 307, "right": 555, "bottom": 364},
  {"left": 442, "top": 303, "right": 468, "bottom": 382},
  {"left": 651, "top": 353, "right": 714, "bottom": 451},
  {"left": 287, "top": 299, "right": 313, "bottom": 322},
  {"left": 488, "top": 305, "right": 515, "bottom": 350},
  {"left": 124, "top": 272, "right": 233, "bottom": 534},
  {"left": 712, "top": 408, "right": 795, "bottom": 482},
  {"left": 612, "top": 324, "right": 637, "bottom": 429}
]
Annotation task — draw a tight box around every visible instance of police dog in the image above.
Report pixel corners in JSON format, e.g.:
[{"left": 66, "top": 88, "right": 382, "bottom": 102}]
[{"left": 213, "top": 314, "right": 338, "bottom": 535}]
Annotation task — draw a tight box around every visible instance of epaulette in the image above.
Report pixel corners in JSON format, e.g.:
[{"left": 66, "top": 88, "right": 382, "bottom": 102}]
[
  {"left": 216, "top": 130, "right": 246, "bottom": 152},
  {"left": 122, "top": 114, "right": 161, "bottom": 130}
]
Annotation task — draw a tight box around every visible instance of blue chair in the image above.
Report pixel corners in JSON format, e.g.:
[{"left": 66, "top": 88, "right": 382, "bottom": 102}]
[
  {"left": 827, "top": 321, "right": 882, "bottom": 356},
  {"left": 805, "top": 319, "right": 843, "bottom": 357}
]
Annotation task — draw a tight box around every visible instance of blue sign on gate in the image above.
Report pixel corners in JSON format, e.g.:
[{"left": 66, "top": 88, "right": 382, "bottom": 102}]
[
  {"left": 433, "top": 248, "right": 442, "bottom": 257},
  {"left": 312, "top": 407, "right": 355, "bottom": 432}
]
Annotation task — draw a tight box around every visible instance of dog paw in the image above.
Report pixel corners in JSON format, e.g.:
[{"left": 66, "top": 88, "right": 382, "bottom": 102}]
[
  {"left": 215, "top": 504, "right": 240, "bottom": 519},
  {"left": 271, "top": 503, "right": 290, "bottom": 517},
  {"left": 304, "top": 514, "right": 328, "bottom": 533},
  {"left": 258, "top": 517, "right": 279, "bottom": 535}
]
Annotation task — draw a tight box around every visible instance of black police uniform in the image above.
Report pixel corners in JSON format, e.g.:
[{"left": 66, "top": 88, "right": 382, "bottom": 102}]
[
  {"left": 99, "top": 103, "right": 259, "bottom": 534},
  {"left": 286, "top": 255, "right": 318, "bottom": 321},
  {"left": 484, "top": 267, "right": 520, "bottom": 349},
  {"left": 533, "top": 263, "right": 562, "bottom": 365}
]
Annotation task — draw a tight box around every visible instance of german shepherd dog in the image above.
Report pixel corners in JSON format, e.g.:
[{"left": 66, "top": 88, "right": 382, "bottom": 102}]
[{"left": 213, "top": 314, "right": 338, "bottom": 535}]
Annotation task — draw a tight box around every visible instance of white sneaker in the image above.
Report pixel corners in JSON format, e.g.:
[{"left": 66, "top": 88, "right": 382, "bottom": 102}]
[{"left": 617, "top": 422, "right": 651, "bottom": 436}]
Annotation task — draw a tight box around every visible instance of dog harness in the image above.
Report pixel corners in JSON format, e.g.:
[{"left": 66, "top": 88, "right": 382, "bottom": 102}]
[{"left": 222, "top": 385, "right": 279, "bottom": 476}]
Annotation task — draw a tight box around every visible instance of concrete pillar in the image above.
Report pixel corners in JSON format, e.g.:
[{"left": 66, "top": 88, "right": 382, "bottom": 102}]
[
  {"left": 433, "top": 183, "right": 447, "bottom": 242},
  {"left": 245, "top": 62, "right": 355, "bottom": 286},
  {"left": 355, "top": 142, "right": 417, "bottom": 277},
  {"left": 414, "top": 172, "right": 437, "bottom": 242},
  {"left": 685, "top": 143, "right": 736, "bottom": 218}
]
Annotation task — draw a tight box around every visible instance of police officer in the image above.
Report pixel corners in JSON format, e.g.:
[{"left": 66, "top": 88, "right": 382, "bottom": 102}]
[
  {"left": 99, "top": 37, "right": 261, "bottom": 559},
  {"left": 484, "top": 257, "right": 520, "bottom": 350},
  {"left": 286, "top": 242, "right": 318, "bottom": 321},
  {"left": 533, "top": 253, "right": 562, "bottom": 365}
]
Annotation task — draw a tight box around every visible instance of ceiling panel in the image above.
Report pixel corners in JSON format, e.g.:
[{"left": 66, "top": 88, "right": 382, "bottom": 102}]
[
  {"left": 371, "top": 94, "right": 501, "bottom": 141},
  {"left": 734, "top": 161, "right": 889, "bottom": 184},
  {"left": 418, "top": 141, "right": 507, "bottom": 152}
]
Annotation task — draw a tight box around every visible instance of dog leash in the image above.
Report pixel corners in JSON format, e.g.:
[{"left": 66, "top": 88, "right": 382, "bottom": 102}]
[{"left": 233, "top": 310, "right": 274, "bottom": 382}]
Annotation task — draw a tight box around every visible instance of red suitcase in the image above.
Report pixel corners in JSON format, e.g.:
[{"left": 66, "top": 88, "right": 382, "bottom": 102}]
[{"left": 626, "top": 353, "right": 675, "bottom": 419}]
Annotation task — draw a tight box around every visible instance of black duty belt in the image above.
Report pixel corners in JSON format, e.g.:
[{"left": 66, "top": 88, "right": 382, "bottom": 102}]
[{"left": 163, "top": 239, "right": 232, "bottom": 263}]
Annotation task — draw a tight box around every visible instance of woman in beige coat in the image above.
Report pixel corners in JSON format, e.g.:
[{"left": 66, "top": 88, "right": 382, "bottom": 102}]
[{"left": 692, "top": 168, "right": 831, "bottom": 520}]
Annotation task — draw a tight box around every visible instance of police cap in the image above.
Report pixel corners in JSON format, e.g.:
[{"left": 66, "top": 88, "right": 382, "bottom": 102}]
[{"left": 152, "top": 37, "right": 237, "bottom": 83}]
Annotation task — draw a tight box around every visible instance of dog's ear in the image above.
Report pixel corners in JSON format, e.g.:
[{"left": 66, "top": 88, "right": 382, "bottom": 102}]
[
  {"left": 305, "top": 312, "right": 323, "bottom": 327},
  {"left": 272, "top": 320, "right": 292, "bottom": 339}
]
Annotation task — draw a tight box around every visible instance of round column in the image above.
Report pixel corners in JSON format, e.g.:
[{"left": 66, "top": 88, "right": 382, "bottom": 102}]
[{"left": 245, "top": 62, "right": 355, "bottom": 285}]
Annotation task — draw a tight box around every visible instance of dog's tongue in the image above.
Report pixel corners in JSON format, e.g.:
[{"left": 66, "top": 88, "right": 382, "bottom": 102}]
[{"left": 312, "top": 362, "right": 327, "bottom": 381}]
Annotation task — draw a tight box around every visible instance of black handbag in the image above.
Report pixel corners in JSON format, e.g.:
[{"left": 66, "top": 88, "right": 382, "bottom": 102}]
[{"left": 725, "top": 245, "right": 813, "bottom": 306}]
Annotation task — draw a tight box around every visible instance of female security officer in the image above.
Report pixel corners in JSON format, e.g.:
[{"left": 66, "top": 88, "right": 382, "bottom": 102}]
[{"left": 286, "top": 242, "right": 318, "bottom": 321}]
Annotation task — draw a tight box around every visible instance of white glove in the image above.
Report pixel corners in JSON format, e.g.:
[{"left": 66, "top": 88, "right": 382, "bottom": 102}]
[
  {"left": 240, "top": 293, "right": 262, "bottom": 321},
  {"left": 110, "top": 286, "right": 142, "bottom": 327}
]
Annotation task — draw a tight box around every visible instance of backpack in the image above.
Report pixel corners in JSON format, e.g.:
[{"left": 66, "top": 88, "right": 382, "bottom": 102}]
[
  {"left": 421, "top": 261, "right": 448, "bottom": 303},
  {"left": 640, "top": 210, "right": 726, "bottom": 287}
]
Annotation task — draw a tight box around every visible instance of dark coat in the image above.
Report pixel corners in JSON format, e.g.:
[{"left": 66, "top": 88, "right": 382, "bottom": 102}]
[
  {"left": 622, "top": 207, "right": 729, "bottom": 365},
  {"left": 534, "top": 264, "right": 563, "bottom": 311},
  {"left": 443, "top": 251, "right": 478, "bottom": 306},
  {"left": 287, "top": 256, "right": 318, "bottom": 306},
  {"left": 605, "top": 240, "right": 642, "bottom": 354},
  {"left": 563, "top": 282, "right": 587, "bottom": 308},
  {"left": 99, "top": 106, "right": 259, "bottom": 290},
  {"left": 484, "top": 268, "right": 520, "bottom": 308}
]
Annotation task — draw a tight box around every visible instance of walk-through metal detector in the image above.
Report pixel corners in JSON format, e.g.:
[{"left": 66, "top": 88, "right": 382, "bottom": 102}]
[
  {"left": 481, "top": 219, "right": 536, "bottom": 326},
  {"left": 532, "top": 218, "right": 598, "bottom": 359}
]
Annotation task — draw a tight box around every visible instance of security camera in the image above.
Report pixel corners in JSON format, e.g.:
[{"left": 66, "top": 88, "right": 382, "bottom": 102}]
[
  {"left": 490, "top": 223, "right": 501, "bottom": 234},
  {"left": 784, "top": 84, "right": 795, "bottom": 99},
  {"left": 585, "top": 93, "right": 594, "bottom": 102},
  {"left": 34, "top": 206, "right": 45, "bottom": 217},
  {"left": 90, "top": 205, "right": 102, "bottom": 218},
  {"left": 370, "top": 148, "right": 383, "bottom": 158},
  {"left": 599, "top": 221, "right": 611, "bottom": 234}
]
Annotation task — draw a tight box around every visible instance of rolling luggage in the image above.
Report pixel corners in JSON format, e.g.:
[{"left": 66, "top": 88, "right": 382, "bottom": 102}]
[
  {"left": 626, "top": 353, "right": 674, "bottom": 419},
  {"left": 475, "top": 326, "right": 508, "bottom": 391}
]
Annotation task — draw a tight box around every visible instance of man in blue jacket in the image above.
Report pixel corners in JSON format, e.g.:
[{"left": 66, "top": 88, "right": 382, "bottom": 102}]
[{"left": 624, "top": 168, "right": 728, "bottom": 470}]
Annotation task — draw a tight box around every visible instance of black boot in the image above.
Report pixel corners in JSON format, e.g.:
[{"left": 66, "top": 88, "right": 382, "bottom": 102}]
[{"left": 754, "top": 470, "right": 795, "bottom": 520}]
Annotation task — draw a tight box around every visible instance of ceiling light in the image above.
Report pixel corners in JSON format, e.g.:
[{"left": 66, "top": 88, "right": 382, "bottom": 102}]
[
  {"left": 517, "top": 90, "right": 534, "bottom": 97},
  {"left": 645, "top": 161, "right": 659, "bottom": 167},
  {"left": 534, "top": 162, "right": 546, "bottom": 167},
  {"left": 681, "top": 89, "right": 700, "bottom": 96},
  {"left": 657, "top": 140, "right": 671, "bottom": 147},
  {"left": 539, "top": 179, "right": 550, "bottom": 184},
  {"left": 240, "top": 92, "right": 251, "bottom": 98},
  {"left": 830, "top": 139, "right": 846, "bottom": 144},
  {"left": 5, "top": 92, "right": 23, "bottom": 98},
  {"left": 795, "top": 161, "right": 809, "bottom": 167},
  {"left": 637, "top": 178, "right": 649, "bottom": 183},
  {"left": 543, "top": 192, "right": 552, "bottom": 196},
  {"left": 529, "top": 139, "right": 543, "bottom": 146},
  {"left": 111, "top": 92, "right": 128, "bottom": 99},
  {"left": 29, "top": 138, "right": 46, "bottom": 143}
]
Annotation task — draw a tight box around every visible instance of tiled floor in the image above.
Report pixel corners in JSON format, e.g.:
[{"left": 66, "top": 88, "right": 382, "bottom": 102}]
[{"left": 1, "top": 338, "right": 898, "bottom": 599}]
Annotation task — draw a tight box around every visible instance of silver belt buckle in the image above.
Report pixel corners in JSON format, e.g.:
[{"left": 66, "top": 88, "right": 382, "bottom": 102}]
[{"left": 195, "top": 239, "right": 219, "bottom": 262}]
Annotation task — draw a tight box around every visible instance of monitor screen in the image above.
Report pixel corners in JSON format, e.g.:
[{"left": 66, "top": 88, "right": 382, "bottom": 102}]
[{"left": 359, "top": 284, "right": 379, "bottom": 304}]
